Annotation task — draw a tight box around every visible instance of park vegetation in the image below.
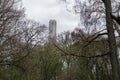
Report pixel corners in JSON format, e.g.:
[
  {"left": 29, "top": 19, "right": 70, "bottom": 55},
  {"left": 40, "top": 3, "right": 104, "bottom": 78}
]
[{"left": 0, "top": 0, "right": 120, "bottom": 80}]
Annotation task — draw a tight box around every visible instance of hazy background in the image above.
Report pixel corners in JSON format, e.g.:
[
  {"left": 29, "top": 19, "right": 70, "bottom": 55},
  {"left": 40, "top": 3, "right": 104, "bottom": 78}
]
[{"left": 22, "top": 0, "right": 80, "bottom": 33}]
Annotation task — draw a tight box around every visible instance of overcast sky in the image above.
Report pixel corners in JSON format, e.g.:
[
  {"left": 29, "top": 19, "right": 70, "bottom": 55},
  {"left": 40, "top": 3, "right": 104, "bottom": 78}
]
[{"left": 22, "top": 0, "right": 80, "bottom": 33}]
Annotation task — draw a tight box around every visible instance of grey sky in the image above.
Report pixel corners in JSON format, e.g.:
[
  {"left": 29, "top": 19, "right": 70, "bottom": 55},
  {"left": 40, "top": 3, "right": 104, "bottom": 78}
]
[{"left": 22, "top": 0, "right": 80, "bottom": 33}]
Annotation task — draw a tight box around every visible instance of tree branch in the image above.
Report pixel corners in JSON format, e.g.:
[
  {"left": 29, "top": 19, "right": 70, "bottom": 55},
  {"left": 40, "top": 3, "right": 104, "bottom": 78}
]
[
  {"left": 0, "top": 63, "right": 25, "bottom": 72},
  {"left": 54, "top": 44, "right": 109, "bottom": 59},
  {"left": 84, "top": 32, "right": 108, "bottom": 47}
]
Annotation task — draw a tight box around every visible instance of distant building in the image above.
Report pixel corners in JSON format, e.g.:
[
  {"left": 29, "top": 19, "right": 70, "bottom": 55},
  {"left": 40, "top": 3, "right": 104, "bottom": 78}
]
[{"left": 49, "top": 20, "right": 57, "bottom": 43}]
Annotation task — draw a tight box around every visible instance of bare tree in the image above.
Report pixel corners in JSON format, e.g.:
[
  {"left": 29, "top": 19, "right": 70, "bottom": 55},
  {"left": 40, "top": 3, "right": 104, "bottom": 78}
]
[
  {"left": 60, "top": 0, "right": 120, "bottom": 80},
  {"left": 0, "top": 0, "right": 48, "bottom": 72},
  {"left": 0, "top": 0, "right": 24, "bottom": 65}
]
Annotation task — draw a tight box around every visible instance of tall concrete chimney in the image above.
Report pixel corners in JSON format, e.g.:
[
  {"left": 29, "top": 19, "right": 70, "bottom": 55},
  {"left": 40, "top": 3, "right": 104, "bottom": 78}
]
[{"left": 49, "top": 20, "right": 56, "bottom": 43}]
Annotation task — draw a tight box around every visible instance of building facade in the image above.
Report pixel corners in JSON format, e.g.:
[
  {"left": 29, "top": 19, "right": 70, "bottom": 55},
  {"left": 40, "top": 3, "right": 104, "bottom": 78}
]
[{"left": 49, "top": 20, "right": 57, "bottom": 43}]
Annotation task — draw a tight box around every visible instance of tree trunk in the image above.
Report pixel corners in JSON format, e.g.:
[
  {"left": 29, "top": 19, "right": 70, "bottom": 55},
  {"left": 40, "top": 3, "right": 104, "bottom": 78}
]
[{"left": 103, "top": 0, "right": 120, "bottom": 80}]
